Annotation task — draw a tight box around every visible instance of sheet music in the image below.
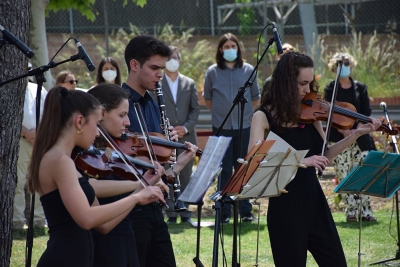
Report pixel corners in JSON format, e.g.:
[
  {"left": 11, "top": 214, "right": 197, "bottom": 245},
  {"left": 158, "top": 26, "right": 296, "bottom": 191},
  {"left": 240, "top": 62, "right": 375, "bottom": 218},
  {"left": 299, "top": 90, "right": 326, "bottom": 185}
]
[
  {"left": 179, "top": 136, "right": 231, "bottom": 204},
  {"left": 238, "top": 131, "right": 308, "bottom": 199}
]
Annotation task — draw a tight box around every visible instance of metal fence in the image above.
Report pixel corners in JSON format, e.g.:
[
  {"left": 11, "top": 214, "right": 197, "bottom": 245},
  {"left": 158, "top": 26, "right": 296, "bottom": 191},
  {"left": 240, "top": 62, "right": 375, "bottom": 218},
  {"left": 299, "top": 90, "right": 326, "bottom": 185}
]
[{"left": 46, "top": 0, "right": 399, "bottom": 38}]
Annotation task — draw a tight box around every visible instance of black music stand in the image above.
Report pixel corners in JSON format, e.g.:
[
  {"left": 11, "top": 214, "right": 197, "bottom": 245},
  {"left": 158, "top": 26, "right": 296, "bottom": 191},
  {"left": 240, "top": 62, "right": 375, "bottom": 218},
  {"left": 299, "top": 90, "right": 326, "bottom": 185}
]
[
  {"left": 178, "top": 136, "right": 231, "bottom": 267},
  {"left": 220, "top": 132, "right": 308, "bottom": 266},
  {"left": 334, "top": 150, "right": 400, "bottom": 266}
]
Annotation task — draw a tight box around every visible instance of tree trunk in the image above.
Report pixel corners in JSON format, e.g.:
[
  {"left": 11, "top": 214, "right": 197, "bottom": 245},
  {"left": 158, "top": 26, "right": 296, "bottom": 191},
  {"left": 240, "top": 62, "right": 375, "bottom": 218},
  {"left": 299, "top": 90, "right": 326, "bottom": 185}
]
[
  {"left": 0, "top": 1, "right": 30, "bottom": 266},
  {"left": 31, "top": 0, "right": 54, "bottom": 90}
]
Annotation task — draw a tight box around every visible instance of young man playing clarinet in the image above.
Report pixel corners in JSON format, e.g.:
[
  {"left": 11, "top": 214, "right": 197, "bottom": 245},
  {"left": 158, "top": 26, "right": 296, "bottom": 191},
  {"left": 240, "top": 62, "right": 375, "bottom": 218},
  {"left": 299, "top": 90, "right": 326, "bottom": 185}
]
[{"left": 122, "top": 35, "right": 199, "bottom": 267}]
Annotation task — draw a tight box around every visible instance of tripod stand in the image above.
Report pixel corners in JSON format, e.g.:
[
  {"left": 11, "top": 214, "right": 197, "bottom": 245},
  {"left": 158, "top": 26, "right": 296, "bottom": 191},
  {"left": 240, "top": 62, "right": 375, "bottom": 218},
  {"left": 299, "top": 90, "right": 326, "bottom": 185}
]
[{"left": 370, "top": 103, "right": 400, "bottom": 266}]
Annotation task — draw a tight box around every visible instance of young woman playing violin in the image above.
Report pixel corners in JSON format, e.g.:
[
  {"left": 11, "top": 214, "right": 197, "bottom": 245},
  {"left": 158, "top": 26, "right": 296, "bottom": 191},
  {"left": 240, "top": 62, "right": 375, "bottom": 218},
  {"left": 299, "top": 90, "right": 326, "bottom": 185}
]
[
  {"left": 27, "top": 87, "right": 165, "bottom": 267},
  {"left": 248, "top": 52, "right": 381, "bottom": 267},
  {"left": 86, "top": 83, "right": 168, "bottom": 267}
]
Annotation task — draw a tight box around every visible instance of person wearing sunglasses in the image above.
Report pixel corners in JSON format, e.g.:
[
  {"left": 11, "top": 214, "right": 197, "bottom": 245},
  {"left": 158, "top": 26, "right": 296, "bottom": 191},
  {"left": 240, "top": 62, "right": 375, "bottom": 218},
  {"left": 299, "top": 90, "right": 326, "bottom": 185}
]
[
  {"left": 324, "top": 52, "right": 377, "bottom": 223},
  {"left": 261, "top": 43, "right": 295, "bottom": 97},
  {"left": 56, "top": 70, "right": 78, "bottom": 90}
]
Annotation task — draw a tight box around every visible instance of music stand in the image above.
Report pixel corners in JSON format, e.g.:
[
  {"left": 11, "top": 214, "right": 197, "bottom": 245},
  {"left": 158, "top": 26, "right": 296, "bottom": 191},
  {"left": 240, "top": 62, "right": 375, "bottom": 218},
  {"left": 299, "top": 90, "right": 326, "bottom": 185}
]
[
  {"left": 178, "top": 136, "right": 231, "bottom": 267},
  {"left": 334, "top": 150, "right": 400, "bottom": 266},
  {"left": 220, "top": 132, "right": 308, "bottom": 265}
]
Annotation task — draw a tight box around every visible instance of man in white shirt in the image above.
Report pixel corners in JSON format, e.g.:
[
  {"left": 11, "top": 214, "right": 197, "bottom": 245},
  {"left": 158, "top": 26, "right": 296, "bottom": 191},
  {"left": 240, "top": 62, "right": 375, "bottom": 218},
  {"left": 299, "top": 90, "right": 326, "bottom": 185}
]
[{"left": 13, "top": 76, "right": 48, "bottom": 229}]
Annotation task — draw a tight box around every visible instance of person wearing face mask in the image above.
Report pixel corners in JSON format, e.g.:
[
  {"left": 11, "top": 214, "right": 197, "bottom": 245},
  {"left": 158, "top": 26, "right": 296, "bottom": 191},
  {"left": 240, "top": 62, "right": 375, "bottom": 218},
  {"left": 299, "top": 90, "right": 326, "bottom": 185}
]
[
  {"left": 324, "top": 52, "right": 377, "bottom": 223},
  {"left": 203, "top": 33, "right": 260, "bottom": 224},
  {"left": 150, "top": 46, "right": 200, "bottom": 224},
  {"left": 94, "top": 57, "right": 122, "bottom": 85}
]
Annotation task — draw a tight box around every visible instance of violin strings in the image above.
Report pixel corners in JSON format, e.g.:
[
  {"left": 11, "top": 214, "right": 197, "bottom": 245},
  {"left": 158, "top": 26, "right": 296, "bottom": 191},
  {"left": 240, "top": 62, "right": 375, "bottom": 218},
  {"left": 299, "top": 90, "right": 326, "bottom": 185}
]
[
  {"left": 316, "top": 99, "right": 370, "bottom": 122},
  {"left": 97, "top": 125, "right": 148, "bottom": 188}
]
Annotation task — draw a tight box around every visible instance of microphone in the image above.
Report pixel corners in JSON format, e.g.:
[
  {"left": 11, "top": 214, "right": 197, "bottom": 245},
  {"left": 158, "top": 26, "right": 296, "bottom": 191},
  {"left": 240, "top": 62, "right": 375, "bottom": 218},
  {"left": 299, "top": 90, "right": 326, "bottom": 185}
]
[
  {"left": 0, "top": 24, "right": 34, "bottom": 58},
  {"left": 272, "top": 23, "right": 283, "bottom": 55},
  {"left": 380, "top": 102, "right": 387, "bottom": 112},
  {"left": 73, "top": 38, "right": 95, "bottom": 72}
]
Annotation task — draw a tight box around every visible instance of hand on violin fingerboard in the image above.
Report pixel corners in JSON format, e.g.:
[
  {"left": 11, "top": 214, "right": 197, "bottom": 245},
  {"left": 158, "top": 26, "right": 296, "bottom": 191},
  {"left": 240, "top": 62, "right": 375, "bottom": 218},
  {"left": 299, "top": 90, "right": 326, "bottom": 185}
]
[{"left": 355, "top": 117, "right": 381, "bottom": 137}]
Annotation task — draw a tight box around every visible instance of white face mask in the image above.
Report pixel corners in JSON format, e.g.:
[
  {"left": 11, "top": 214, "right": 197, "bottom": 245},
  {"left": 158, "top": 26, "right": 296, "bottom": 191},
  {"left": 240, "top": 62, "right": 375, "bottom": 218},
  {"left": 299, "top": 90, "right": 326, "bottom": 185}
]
[
  {"left": 165, "top": 59, "right": 180, "bottom": 73},
  {"left": 102, "top": 70, "right": 117, "bottom": 82}
]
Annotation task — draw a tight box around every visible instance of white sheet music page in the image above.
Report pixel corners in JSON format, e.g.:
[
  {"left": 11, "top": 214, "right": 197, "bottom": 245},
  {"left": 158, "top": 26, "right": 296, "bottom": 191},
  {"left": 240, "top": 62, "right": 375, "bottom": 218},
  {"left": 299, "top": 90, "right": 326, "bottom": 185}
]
[
  {"left": 178, "top": 136, "right": 231, "bottom": 204},
  {"left": 239, "top": 131, "right": 308, "bottom": 199}
]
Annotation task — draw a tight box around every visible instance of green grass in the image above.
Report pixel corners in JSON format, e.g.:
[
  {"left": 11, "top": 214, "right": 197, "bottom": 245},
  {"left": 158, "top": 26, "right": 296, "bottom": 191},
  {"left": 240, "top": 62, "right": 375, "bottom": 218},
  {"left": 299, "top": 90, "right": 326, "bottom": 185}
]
[{"left": 11, "top": 209, "right": 400, "bottom": 266}]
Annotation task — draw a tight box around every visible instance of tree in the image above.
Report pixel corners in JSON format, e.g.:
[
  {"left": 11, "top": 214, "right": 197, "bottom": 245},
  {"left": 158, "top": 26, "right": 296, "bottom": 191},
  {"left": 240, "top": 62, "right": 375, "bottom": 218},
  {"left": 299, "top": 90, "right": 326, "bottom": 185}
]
[
  {"left": 1, "top": 0, "right": 147, "bottom": 265},
  {"left": 30, "top": 0, "right": 148, "bottom": 89},
  {"left": 0, "top": 1, "right": 30, "bottom": 266}
]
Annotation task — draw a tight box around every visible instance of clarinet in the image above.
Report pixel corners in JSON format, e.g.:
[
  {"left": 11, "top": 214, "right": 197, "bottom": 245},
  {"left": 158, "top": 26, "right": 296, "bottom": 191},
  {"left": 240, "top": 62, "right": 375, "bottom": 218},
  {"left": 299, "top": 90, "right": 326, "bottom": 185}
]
[{"left": 154, "top": 82, "right": 187, "bottom": 212}]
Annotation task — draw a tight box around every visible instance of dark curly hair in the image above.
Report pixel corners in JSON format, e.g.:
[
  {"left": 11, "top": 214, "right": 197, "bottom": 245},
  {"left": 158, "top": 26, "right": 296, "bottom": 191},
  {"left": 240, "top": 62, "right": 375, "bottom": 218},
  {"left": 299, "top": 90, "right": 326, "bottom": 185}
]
[{"left": 260, "top": 52, "right": 319, "bottom": 132}]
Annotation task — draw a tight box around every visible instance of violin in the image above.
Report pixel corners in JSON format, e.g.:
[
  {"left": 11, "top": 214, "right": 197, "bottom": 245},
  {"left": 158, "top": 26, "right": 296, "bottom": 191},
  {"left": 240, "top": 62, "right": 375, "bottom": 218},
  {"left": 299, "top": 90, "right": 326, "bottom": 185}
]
[
  {"left": 300, "top": 91, "right": 398, "bottom": 135},
  {"left": 73, "top": 147, "right": 156, "bottom": 181},
  {"left": 110, "top": 131, "right": 203, "bottom": 163}
]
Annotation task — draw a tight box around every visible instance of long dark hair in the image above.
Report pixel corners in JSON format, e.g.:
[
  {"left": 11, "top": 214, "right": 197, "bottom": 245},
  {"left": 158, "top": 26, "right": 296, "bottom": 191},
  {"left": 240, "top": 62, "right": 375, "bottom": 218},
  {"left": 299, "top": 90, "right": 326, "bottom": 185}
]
[
  {"left": 260, "top": 52, "right": 319, "bottom": 131},
  {"left": 88, "top": 83, "right": 129, "bottom": 145},
  {"left": 88, "top": 83, "right": 129, "bottom": 112},
  {"left": 28, "top": 86, "right": 100, "bottom": 193},
  {"left": 215, "top": 33, "right": 244, "bottom": 69},
  {"left": 95, "top": 57, "right": 122, "bottom": 85}
]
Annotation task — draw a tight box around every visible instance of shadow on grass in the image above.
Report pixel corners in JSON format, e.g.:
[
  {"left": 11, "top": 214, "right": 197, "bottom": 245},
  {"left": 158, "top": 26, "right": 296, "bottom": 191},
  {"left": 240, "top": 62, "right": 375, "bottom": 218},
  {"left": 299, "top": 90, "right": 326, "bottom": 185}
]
[
  {"left": 335, "top": 220, "right": 379, "bottom": 229},
  {"left": 13, "top": 227, "right": 48, "bottom": 240}
]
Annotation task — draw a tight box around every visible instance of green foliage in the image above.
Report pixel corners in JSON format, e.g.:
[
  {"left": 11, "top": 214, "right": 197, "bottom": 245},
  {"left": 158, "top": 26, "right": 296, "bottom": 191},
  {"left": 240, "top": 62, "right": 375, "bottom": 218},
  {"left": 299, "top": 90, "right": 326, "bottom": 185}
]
[
  {"left": 94, "top": 23, "right": 214, "bottom": 91},
  {"left": 47, "top": 0, "right": 148, "bottom": 21},
  {"left": 315, "top": 31, "right": 400, "bottom": 97},
  {"left": 235, "top": 0, "right": 257, "bottom": 35}
]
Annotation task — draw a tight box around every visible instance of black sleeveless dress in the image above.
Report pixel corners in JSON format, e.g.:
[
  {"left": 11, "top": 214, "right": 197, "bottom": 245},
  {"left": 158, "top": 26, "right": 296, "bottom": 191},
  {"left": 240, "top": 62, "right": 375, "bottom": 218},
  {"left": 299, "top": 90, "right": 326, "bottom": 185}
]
[
  {"left": 37, "top": 177, "right": 95, "bottom": 267},
  {"left": 260, "top": 107, "right": 347, "bottom": 267},
  {"left": 91, "top": 174, "right": 140, "bottom": 267}
]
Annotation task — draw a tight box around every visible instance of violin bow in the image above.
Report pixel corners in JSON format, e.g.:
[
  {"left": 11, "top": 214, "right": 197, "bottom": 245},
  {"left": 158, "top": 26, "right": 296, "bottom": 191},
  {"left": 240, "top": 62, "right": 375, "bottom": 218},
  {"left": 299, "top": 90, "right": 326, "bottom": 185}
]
[
  {"left": 97, "top": 124, "right": 150, "bottom": 188},
  {"left": 132, "top": 102, "right": 159, "bottom": 164}
]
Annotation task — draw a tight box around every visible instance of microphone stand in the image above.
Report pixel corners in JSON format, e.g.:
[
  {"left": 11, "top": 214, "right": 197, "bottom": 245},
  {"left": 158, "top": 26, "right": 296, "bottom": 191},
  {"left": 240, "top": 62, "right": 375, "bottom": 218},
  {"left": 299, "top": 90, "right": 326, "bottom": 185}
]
[
  {"left": 370, "top": 105, "right": 400, "bottom": 265},
  {"left": 0, "top": 53, "right": 87, "bottom": 267},
  {"left": 212, "top": 35, "right": 276, "bottom": 267}
]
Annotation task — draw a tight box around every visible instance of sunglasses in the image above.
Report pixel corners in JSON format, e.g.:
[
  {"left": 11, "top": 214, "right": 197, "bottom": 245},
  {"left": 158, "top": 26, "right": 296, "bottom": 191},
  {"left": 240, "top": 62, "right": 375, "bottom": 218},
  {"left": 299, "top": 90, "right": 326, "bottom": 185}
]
[
  {"left": 336, "top": 61, "right": 350, "bottom": 67},
  {"left": 283, "top": 47, "right": 294, "bottom": 51},
  {"left": 64, "top": 80, "right": 78, "bottom": 85}
]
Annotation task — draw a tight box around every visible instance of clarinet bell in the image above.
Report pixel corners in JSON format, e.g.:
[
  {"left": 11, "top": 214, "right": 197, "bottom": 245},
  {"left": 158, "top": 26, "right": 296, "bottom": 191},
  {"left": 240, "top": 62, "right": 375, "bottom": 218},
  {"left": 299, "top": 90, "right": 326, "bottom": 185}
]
[{"left": 174, "top": 199, "right": 188, "bottom": 212}]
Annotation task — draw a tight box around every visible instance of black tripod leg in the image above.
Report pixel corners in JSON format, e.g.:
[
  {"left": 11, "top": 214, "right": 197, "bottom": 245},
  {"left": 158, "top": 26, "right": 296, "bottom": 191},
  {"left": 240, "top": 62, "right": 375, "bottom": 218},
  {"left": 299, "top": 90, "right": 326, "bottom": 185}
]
[
  {"left": 370, "top": 192, "right": 400, "bottom": 265},
  {"left": 193, "top": 203, "right": 204, "bottom": 267}
]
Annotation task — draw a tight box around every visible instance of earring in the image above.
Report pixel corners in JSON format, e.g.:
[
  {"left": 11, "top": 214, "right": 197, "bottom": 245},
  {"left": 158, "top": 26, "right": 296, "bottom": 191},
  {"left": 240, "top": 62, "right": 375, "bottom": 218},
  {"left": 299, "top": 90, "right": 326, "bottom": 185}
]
[{"left": 77, "top": 129, "right": 83, "bottom": 134}]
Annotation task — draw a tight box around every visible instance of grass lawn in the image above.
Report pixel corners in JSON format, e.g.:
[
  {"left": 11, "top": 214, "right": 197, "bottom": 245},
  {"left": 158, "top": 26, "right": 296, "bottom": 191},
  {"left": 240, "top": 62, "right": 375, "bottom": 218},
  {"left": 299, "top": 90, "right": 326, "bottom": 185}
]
[{"left": 11, "top": 209, "right": 400, "bottom": 266}]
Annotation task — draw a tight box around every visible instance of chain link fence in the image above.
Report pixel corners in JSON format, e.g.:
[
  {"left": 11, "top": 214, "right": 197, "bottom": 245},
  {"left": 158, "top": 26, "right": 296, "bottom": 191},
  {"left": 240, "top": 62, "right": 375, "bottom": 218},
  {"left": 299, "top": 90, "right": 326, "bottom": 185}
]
[
  {"left": 46, "top": 0, "right": 399, "bottom": 37},
  {"left": 44, "top": 0, "right": 399, "bottom": 92}
]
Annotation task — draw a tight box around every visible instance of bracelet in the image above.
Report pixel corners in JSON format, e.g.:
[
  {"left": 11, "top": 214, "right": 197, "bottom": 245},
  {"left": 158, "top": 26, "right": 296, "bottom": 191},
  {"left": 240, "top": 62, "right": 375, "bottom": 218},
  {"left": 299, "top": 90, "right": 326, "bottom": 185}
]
[{"left": 170, "top": 164, "right": 180, "bottom": 177}]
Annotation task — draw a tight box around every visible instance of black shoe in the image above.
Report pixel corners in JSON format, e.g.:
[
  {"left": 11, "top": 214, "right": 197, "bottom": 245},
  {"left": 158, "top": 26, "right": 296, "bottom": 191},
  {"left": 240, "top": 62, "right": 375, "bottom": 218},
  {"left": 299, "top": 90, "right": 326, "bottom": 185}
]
[
  {"left": 167, "top": 217, "right": 177, "bottom": 224},
  {"left": 181, "top": 217, "right": 192, "bottom": 224},
  {"left": 242, "top": 213, "right": 256, "bottom": 222},
  {"left": 222, "top": 216, "right": 230, "bottom": 224}
]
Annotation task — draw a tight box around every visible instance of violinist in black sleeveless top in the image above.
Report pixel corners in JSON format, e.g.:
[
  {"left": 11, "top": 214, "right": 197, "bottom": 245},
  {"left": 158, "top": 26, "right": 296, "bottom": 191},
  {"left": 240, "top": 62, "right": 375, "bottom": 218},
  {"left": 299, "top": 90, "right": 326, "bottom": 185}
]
[
  {"left": 27, "top": 87, "right": 164, "bottom": 267},
  {"left": 248, "top": 52, "right": 380, "bottom": 267},
  {"left": 122, "top": 35, "right": 199, "bottom": 267},
  {"left": 87, "top": 83, "right": 170, "bottom": 267}
]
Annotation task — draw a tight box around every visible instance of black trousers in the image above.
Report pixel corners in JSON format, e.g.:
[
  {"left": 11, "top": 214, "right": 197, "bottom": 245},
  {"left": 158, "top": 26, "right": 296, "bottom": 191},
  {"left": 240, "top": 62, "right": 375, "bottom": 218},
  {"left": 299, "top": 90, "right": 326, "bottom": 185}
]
[
  {"left": 212, "top": 127, "right": 253, "bottom": 218},
  {"left": 130, "top": 203, "right": 176, "bottom": 267}
]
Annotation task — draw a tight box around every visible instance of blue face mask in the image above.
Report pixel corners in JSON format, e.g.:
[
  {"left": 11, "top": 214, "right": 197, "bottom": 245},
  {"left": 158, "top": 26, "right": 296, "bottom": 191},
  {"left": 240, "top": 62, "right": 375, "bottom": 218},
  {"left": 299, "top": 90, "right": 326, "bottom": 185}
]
[
  {"left": 339, "top": 65, "right": 351, "bottom": 78},
  {"left": 223, "top": 49, "right": 237, "bottom": 62}
]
